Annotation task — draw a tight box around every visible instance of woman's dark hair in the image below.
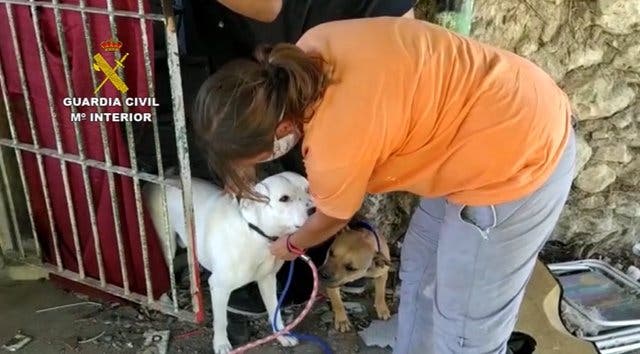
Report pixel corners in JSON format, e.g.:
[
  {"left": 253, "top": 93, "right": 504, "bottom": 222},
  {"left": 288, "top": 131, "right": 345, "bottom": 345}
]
[{"left": 192, "top": 43, "right": 330, "bottom": 199}]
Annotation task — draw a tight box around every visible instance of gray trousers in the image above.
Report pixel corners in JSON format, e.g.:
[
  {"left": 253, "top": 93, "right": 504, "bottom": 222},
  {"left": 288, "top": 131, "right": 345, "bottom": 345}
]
[{"left": 394, "top": 130, "right": 576, "bottom": 354}]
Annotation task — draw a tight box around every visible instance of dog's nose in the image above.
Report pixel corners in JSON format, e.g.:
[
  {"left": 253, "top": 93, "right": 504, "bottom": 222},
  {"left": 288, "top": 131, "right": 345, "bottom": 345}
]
[{"left": 307, "top": 207, "right": 316, "bottom": 216}]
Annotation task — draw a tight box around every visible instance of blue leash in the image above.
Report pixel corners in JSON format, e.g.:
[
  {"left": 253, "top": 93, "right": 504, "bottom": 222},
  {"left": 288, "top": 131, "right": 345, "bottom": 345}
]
[{"left": 272, "top": 260, "right": 334, "bottom": 354}]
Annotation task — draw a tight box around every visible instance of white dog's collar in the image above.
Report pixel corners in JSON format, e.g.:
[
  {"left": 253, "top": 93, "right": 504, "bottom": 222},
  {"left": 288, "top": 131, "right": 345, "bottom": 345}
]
[{"left": 248, "top": 222, "right": 279, "bottom": 242}]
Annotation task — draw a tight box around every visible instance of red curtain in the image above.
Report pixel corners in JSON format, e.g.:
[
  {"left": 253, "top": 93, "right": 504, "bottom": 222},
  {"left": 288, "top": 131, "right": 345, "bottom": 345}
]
[{"left": 0, "top": 0, "right": 170, "bottom": 298}]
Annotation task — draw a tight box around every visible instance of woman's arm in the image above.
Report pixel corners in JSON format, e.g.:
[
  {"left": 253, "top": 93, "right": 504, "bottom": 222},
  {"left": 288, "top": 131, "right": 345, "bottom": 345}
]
[
  {"left": 217, "top": 0, "right": 283, "bottom": 22},
  {"left": 270, "top": 209, "right": 349, "bottom": 260},
  {"left": 291, "top": 209, "right": 348, "bottom": 249}
]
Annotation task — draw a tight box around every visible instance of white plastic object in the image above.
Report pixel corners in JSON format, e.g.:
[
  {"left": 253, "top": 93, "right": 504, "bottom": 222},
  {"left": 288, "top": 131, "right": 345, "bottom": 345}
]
[{"left": 627, "top": 266, "right": 640, "bottom": 281}]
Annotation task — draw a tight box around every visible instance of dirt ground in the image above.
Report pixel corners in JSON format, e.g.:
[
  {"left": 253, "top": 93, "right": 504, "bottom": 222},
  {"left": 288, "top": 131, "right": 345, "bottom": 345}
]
[{"left": 0, "top": 277, "right": 392, "bottom": 354}]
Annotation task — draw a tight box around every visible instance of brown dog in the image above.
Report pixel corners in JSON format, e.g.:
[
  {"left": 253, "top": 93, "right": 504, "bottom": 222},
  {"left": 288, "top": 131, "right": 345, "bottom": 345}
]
[{"left": 319, "top": 222, "right": 392, "bottom": 332}]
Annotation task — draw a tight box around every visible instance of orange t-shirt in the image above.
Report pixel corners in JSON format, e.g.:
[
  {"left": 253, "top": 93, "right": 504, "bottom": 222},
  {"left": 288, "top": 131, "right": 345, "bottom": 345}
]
[{"left": 297, "top": 17, "right": 572, "bottom": 220}]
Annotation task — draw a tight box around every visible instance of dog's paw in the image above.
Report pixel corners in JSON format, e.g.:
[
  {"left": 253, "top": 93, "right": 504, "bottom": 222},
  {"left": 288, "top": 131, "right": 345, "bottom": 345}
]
[
  {"left": 376, "top": 305, "right": 391, "bottom": 321},
  {"left": 334, "top": 317, "right": 352, "bottom": 332},
  {"left": 213, "top": 337, "right": 232, "bottom": 354},
  {"left": 277, "top": 334, "right": 299, "bottom": 347}
]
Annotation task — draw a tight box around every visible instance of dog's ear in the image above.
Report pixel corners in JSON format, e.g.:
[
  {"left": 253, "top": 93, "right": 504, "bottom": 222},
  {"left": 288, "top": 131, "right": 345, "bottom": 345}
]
[
  {"left": 373, "top": 252, "right": 391, "bottom": 268},
  {"left": 254, "top": 182, "right": 270, "bottom": 200}
]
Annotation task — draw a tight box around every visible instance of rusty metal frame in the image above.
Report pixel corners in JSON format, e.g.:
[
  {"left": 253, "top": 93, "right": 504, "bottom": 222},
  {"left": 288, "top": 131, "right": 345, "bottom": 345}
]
[{"left": 0, "top": 0, "right": 204, "bottom": 323}]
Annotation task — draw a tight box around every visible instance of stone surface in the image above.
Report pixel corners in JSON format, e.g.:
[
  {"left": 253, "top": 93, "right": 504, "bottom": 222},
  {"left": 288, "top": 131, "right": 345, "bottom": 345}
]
[
  {"left": 566, "top": 47, "right": 604, "bottom": 72},
  {"left": 467, "top": 0, "right": 640, "bottom": 260},
  {"left": 575, "top": 165, "right": 617, "bottom": 193},
  {"left": 616, "top": 203, "right": 640, "bottom": 218},
  {"left": 611, "top": 112, "right": 634, "bottom": 129},
  {"left": 593, "top": 145, "right": 633, "bottom": 163},
  {"left": 591, "top": 129, "right": 612, "bottom": 140},
  {"left": 575, "top": 134, "right": 593, "bottom": 177},
  {"left": 360, "top": 193, "right": 418, "bottom": 246},
  {"left": 578, "top": 196, "right": 606, "bottom": 210},
  {"left": 530, "top": 48, "right": 568, "bottom": 82},
  {"left": 569, "top": 209, "right": 618, "bottom": 235},
  {"left": 571, "top": 77, "right": 636, "bottom": 121},
  {"left": 596, "top": 0, "right": 640, "bottom": 34},
  {"left": 613, "top": 44, "right": 640, "bottom": 72},
  {"left": 619, "top": 159, "right": 640, "bottom": 186}
]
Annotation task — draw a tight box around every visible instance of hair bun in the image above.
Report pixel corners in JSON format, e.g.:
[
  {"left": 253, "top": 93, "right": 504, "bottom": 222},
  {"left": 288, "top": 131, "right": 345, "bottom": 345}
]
[
  {"left": 265, "top": 64, "right": 289, "bottom": 85},
  {"left": 254, "top": 45, "right": 273, "bottom": 66},
  {"left": 255, "top": 45, "right": 289, "bottom": 98},
  {"left": 252, "top": 43, "right": 329, "bottom": 120}
]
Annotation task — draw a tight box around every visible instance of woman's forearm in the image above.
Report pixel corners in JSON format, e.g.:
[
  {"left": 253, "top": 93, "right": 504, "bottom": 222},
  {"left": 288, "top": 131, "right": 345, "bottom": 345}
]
[
  {"left": 290, "top": 210, "right": 348, "bottom": 250},
  {"left": 217, "top": 0, "right": 282, "bottom": 22}
]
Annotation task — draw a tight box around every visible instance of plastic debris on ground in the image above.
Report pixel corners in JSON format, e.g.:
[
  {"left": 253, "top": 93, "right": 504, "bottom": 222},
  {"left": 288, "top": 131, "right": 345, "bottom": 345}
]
[
  {"left": 2, "top": 332, "right": 32, "bottom": 352},
  {"left": 358, "top": 314, "right": 398, "bottom": 349},
  {"left": 140, "top": 330, "right": 170, "bottom": 354},
  {"left": 560, "top": 301, "right": 607, "bottom": 337}
]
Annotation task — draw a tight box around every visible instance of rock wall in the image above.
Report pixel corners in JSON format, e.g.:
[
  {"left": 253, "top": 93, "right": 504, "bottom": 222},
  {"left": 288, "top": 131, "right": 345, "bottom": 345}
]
[
  {"left": 471, "top": 0, "right": 640, "bottom": 260},
  {"left": 366, "top": 0, "right": 640, "bottom": 261}
]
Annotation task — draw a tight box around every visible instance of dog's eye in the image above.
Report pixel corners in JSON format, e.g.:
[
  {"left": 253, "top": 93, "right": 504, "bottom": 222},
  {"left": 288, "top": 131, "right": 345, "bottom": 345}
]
[
  {"left": 328, "top": 250, "right": 334, "bottom": 257},
  {"left": 345, "top": 264, "right": 357, "bottom": 272},
  {"left": 279, "top": 195, "right": 290, "bottom": 202}
]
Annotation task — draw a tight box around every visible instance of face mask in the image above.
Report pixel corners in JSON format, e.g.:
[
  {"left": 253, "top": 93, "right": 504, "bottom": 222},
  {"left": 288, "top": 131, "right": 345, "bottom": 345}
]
[
  {"left": 259, "top": 105, "right": 301, "bottom": 163},
  {"left": 260, "top": 130, "right": 301, "bottom": 163}
]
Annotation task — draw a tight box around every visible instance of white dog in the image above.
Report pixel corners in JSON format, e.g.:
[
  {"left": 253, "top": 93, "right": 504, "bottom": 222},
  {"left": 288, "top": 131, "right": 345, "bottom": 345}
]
[{"left": 144, "top": 171, "right": 314, "bottom": 354}]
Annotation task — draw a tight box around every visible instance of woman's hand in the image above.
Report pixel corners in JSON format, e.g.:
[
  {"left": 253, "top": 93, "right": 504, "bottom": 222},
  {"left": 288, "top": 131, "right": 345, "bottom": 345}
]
[
  {"left": 269, "top": 236, "right": 298, "bottom": 261},
  {"left": 269, "top": 209, "right": 349, "bottom": 260}
]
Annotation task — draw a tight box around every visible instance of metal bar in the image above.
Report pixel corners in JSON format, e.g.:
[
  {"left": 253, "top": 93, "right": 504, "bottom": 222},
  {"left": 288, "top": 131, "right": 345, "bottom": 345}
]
[
  {"left": 29, "top": 0, "right": 85, "bottom": 278},
  {"left": 0, "top": 140, "right": 182, "bottom": 187},
  {"left": 455, "top": 0, "right": 475, "bottom": 35},
  {"left": 597, "top": 330, "right": 640, "bottom": 348},
  {"left": 435, "top": 0, "right": 475, "bottom": 36},
  {"left": 99, "top": 128, "right": 129, "bottom": 294},
  {"left": 550, "top": 260, "right": 640, "bottom": 327},
  {"left": 586, "top": 327, "right": 640, "bottom": 342},
  {"left": 39, "top": 263, "right": 197, "bottom": 322},
  {"left": 599, "top": 342, "right": 640, "bottom": 354},
  {"left": 124, "top": 122, "right": 154, "bottom": 301},
  {"left": 0, "top": 40, "right": 40, "bottom": 259},
  {"left": 159, "top": 0, "right": 176, "bottom": 32},
  {"left": 564, "top": 300, "right": 640, "bottom": 328},
  {"left": 109, "top": 6, "right": 154, "bottom": 301},
  {"left": 160, "top": 184, "right": 178, "bottom": 311},
  {"left": 119, "top": 89, "right": 154, "bottom": 301},
  {"left": 164, "top": 26, "right": 204, "bottom": 323},
  {"left": 1, "top": 0, "right": 164, "bottom": 20},
  {"left": 0, "top": 68, "right": 22, "bottom": 254},
  {"left": 6, "top": 3, "right": 62, "bottom": 269},
  {"left": 0, "top": 146, "right": 21, "bottom": 254},
  {"left": 77, "top": 0, "right": 130, "bottom": 294},
  {"left": 137, "top": 0, "right": 178, "bottom": 311},
  {"left": 50, "top": 0, "right": 106, "bottom": 286},
  {"left": 2, "top": 0, "right": 196, "bottom": 320}
]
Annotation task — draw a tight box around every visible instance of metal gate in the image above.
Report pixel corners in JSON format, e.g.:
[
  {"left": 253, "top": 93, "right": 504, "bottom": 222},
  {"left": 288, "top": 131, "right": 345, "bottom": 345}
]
[{"left": 0, "top": 0, "right": 204, "bottom": 323}]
